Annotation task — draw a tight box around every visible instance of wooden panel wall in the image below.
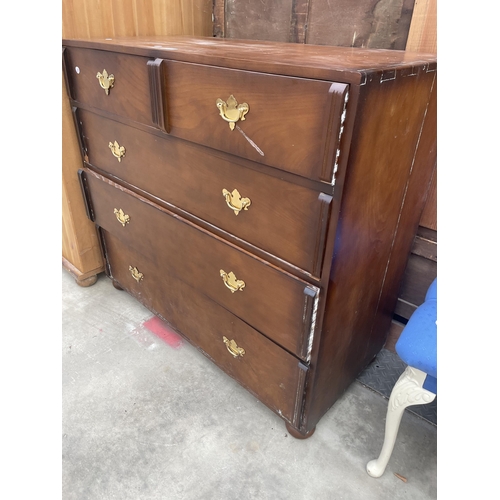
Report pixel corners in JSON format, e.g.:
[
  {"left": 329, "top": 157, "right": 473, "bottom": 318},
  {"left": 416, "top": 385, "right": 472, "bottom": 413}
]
[
  {"left": 62, "top": 0, "right": 213, "bottom": 285},
  {"left": 215, "top": 0, "right": 416, "bottom": 49}
]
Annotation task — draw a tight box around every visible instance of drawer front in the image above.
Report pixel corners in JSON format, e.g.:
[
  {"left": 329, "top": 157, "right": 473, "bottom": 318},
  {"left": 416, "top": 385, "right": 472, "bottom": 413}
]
[
  {"left": 83, "top": 169, "right": 319, "bottom": 360},
  {"left": 103, "top": 230, "right": 308, "bottom": 425},
  {"left": 79, "top": 109, "right": 332, "bottom": 275},
  {"left": 63, "top": 47, "right": 152, "bottom": 125},
  {"left": 162, "top": 61, "right": 349, "bottom": 182}
]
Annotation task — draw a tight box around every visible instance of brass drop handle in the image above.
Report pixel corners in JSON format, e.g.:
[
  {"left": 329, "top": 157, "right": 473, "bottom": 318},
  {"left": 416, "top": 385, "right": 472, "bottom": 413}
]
[
  {"left": 222, "top": 336, "right": 245, "bottom": 358},
  {"left": 222, "top": 188, "right": 251, "bottom": 216},
  {"left": 220, "top": 269, "right": 245, "bottom": 293},
  {"left": 216, "top": 95, "right": 249, "bottom": 130},
  {"left": 109, "top": 140, "right": 126, "bottom": 162},
  {"left": 114, "top": 208, "right": 130, "bottom": 227},
  {"left": 129, "top": 266, "right": 144, "bottom": 283},
  {"left": 96, "top": 69, "right": 114, "bottom": 95}
]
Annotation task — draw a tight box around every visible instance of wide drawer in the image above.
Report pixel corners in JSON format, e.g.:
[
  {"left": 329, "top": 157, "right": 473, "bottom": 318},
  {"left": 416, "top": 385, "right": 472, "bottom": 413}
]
[
  {"left": 79, "top": 109, "right": 332, "bottom": 275},
  {"left": 161, "top": 60, "right": 349, "bottom": 182},
  {"left": 82, "top": 168, "right": 320, "bottom": 361},
  {"left": 63, "top": 47, "right": 153, "bottom": 126},
  {"left": 103, "top": 230, "right": 308, "bottom": 426}
]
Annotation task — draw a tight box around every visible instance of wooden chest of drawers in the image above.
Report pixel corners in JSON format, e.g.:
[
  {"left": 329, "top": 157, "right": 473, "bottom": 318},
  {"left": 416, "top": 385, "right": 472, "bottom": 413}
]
[{"left": 63, "top": 36, "right": 437, "bottom": 438}]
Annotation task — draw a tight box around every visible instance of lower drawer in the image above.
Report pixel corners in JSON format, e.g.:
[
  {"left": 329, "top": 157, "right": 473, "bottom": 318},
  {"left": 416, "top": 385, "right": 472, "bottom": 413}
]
[{"left": 103, "top": 230, "right": 308, "bottom": 425}]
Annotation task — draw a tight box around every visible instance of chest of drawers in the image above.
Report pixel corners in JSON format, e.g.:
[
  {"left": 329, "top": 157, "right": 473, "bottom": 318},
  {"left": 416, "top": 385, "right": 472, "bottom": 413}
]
[{"left": 63, "top": 36, "right": 437, "bottom": 438}]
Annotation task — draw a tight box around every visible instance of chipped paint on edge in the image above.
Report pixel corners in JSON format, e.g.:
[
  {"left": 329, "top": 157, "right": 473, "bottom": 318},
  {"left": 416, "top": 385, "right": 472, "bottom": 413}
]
[
  {"left": 332, "top": 90, "right": 349, "bottom": 186},
  {"left": 307, "top": 291, "right": 320, "bottom": 362}
]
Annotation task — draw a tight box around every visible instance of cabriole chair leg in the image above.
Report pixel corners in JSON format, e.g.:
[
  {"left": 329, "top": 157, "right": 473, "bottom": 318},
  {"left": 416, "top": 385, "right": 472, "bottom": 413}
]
[{"left": 366, "top": 366, "right": 436, "bottom": 478}]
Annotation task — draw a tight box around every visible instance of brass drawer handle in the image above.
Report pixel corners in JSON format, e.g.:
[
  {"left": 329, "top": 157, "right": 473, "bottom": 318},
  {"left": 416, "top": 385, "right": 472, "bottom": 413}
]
[
  {"left": 216, "top": 95, "right": 249, "bottom": 130},
  {"left": 109, "top": 140, "right": 126, "bottom": 162},
  {"left": 220, "top": 269, "right": 245, "bottom": 293},
  {"left": 114, "top": 208, "right": 130, "bottom": 227},
  {"left": 129, "top": 266, "right": 144, "bottom": 283},
  {"left": 96, "top": 69, "right": 114, "bottom": 95},
  {"left": 222, "top": 336, "right": 245, "bottom": 358},
  {"left": 222, "top": 188, "right": 251, "bottom": 216}
]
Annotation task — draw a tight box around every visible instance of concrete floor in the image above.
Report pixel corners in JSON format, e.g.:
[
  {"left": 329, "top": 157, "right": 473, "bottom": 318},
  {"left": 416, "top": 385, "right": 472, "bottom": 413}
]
[{"left": 62, "top": 267, "right": 437, "bottom": 500}]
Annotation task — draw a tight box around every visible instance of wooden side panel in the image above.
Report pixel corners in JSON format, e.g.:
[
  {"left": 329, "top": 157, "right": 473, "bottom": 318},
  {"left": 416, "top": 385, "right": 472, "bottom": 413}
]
[
  {"left": 62, "top": 72, "right": 104, "bottom": 282},
  {"left": 305, "top": 70, "right": 436, "bottom": 432},
  {"left": 62, "top": 0, "right": 213, "bottom": 283}
]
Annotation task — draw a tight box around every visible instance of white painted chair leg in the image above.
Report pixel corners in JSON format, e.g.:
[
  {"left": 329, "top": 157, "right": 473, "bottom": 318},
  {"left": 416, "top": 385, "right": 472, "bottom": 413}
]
[{"left": 366, "top": 366, "right": 436, "bottom": 478}]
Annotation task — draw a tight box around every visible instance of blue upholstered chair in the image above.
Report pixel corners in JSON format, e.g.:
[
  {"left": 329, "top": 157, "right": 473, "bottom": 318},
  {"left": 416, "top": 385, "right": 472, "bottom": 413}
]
[{"left": 366, "top": 278, "right": 437, "bottom": 478}]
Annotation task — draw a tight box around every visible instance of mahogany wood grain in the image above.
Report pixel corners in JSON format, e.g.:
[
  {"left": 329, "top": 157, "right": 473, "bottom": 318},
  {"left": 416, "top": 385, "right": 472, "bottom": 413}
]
[
  {"left": 77, "top": 108, "right": 333, "bottom": 275},
  {"left": 303, "top": 68, "right": 437, "bottom": 433},
  {"left": 162, "top": 60, "right": 347, "bottom": 181},
  {"left": 67, "top": 36, "right": 437, "bottom": 437},
  {"left": 147, "top": 58, "right": 168, "bottom": 133},
  {"left": 71, "top": 99, "right": 338, "bottom": 197},
  {"left": 103, "top": 229, "right": 308, "bottom": 425},
  {"left": 62, "top": 37, "right": 437, "bottom": 85},
  {"left": 63, "top": 48, "right": 152, "bottom": 125},
  {"left": 83, "top": 168, "right": 319, "bottom": 360}
]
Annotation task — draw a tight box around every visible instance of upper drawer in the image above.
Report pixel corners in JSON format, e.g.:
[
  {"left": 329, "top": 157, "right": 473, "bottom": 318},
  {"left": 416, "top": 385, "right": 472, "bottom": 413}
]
[
  {"left": 63, "top": 47, "right": 152, "bottom": 125},
  {"left": 81, "top": 168, "right": 320, "bottom": 361},
  {"left": 78, "top": 109, "right": 332, "bottom": 276},
  {"left": 161, "top": 61, "right": 349, "bottom": 183}
]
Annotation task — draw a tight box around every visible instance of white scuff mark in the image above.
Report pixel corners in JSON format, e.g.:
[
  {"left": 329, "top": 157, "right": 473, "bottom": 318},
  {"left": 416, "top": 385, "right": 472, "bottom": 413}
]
[
  {"left": 307, "top": 292, "right": 319, "bottom": 362},
  {"left": 331, "top": 91, "right": 349, "bottom": 185},
  {"left": 236, "top": 125, "right": 265, "bottom": 156},
  {"left": 352, "top": 31, "right": 357, "bottom": 46}
]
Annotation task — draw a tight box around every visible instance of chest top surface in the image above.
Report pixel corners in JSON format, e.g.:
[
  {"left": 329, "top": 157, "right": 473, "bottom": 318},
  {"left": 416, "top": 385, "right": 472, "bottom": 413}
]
[{"left": 62, "top": 35, "right": 437, "bottom": 84}]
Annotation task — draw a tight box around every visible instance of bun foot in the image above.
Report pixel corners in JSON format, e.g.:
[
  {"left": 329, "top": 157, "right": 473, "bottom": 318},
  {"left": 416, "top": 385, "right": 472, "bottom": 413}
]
[
  {"left": 112, "top": 280, "right": 124, "bottom": 291},
  {"left": 75, "top": 274, "right": 98, "bottom": 287},
  {"left": 285, "top": 421, "right": 316, "bottom": 439}
]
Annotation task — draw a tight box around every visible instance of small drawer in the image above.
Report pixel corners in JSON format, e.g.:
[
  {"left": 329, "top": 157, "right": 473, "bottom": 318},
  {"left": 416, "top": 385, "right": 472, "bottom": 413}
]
[
  {"left": 161, "top": 60, "right": 349, "bottom": 183},
  {"left": 82, "top": 168, "right": 319, "bottom": 361},
  {"left": 103, "top": 230, "right": 308, "bottom": 426},
  {"left": 78, "top": 109, "right": 332, "bottom": 276},
  {"left": 63, "top": 47, "right": 152, "bottom": 125}
]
